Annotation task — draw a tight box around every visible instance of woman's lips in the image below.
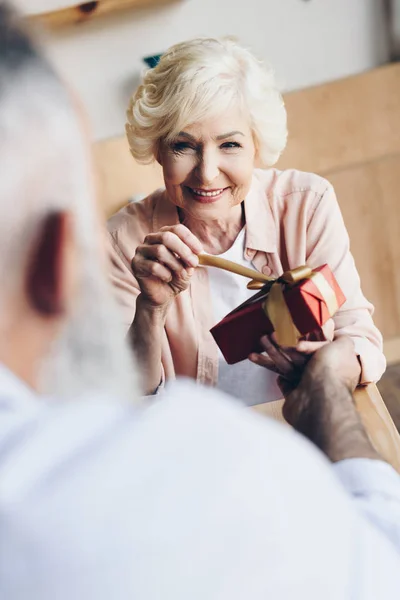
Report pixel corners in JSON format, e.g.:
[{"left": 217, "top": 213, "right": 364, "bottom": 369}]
[{"left": 186, "top": 186, "right": 229, "bottom": 203}]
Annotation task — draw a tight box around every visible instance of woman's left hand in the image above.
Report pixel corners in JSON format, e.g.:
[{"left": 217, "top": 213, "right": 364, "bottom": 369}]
[{"left": 248, "top": 319, "right": 335, "bottom": 392}]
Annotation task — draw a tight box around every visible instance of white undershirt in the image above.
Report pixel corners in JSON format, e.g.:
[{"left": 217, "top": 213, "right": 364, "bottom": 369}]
[{"left": 206, "top": 228, "right": 282, "bottom": 406}]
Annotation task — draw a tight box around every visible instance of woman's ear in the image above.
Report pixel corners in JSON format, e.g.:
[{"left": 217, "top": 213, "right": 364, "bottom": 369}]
[
  {"left": 26, "top": 211, "right": 76, "bottom": 316},
  {"left": 252, "top": 136, "right": 262, "bottom": 169}
]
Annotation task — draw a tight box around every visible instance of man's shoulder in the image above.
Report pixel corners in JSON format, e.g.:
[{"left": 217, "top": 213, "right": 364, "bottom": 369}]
[
  {"left": 153, "top": 380, "right": 308, "bottom": 461},
  {"left": 0, "top": 383, "right": 370, "bottom": 600},
  {"left": 0, "top": 381, "right": 333, "bottom": 518},
  {"left": 0, "top": 397, "right": 132, "bottom": 504},
  {"left": 0, "top": 384, "right": 289, "bottom": 505}
]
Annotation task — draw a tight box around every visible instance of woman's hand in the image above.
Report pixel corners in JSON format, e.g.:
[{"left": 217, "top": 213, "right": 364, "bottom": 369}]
[{"left": 132, "top": 224, "right": 203, "bottom": 310}]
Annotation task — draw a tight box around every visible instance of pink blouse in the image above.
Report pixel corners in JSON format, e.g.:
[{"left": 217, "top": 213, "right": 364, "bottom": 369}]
[{"left": 107, "top": 168, "right": 386, "bottom": 386}]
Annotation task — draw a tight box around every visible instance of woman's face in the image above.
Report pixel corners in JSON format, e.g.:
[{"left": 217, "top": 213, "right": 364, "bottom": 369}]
[{"left": 159, "top": 107, "right": 257, "bottom": 220}]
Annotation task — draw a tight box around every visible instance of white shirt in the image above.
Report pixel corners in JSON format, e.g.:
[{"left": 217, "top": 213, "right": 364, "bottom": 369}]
[
  {"left": 206, "top": 228, "right": 282, "bottom": 406},
  {"left": 0, "top": 366, "right": 400, "bottom": 599}
]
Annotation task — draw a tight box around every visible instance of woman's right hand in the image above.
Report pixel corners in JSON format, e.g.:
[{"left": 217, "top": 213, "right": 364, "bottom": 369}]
[{"left": 132, "top": 224, "right": 203, "bottom": 310}]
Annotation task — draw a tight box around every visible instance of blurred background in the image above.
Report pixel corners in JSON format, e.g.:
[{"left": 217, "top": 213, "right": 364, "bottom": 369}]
[
  {"left": 17, "top": 0, "right": 392, "bottom": 140},
  {"left": 15, "top": 0, "right": 400, "bottom": 426}
]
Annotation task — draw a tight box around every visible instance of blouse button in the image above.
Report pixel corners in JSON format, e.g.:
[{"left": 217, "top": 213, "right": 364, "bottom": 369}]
[{"left": 262, "top": 265, "right": 272, "bottom": 276}]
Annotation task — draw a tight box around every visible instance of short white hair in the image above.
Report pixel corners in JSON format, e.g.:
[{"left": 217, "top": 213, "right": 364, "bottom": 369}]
[{"left": 126, "top": 37, "right": 287, "bottom": 168}]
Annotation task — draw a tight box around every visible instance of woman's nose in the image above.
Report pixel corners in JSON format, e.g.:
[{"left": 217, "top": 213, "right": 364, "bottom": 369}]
[{"left": 196, "top": 150, "right": 220, "bottom": 184}]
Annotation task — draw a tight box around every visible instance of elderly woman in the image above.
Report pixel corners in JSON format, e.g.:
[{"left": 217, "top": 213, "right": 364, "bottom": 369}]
[{"left": 108, "top": 37, "right": 385, "bottom": 404}]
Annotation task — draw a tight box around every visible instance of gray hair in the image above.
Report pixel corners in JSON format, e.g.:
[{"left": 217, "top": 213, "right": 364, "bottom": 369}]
[
  {"left": 0, "top": 3, "right": 140, "bottom": 402},
  {"left": 0, "top": 3, "right": 86, "bottom": 296}
]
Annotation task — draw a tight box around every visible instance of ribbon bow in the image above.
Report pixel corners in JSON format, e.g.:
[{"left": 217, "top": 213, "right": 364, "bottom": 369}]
[{"left": 248, "top": 266, "right": 339, "bottom": 347}]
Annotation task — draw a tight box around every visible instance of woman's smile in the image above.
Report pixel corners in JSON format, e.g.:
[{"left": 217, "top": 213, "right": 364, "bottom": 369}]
[{"left": 185, "top": 186, "right": 230, "bottom": 203}]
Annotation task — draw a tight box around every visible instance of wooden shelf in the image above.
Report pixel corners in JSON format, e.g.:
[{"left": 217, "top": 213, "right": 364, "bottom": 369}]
[{"left": 30, "top": 0, "right": 180, "bottom": 29}]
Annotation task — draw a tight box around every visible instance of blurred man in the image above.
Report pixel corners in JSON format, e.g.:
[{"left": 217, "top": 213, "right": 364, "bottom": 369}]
[{"left": 0, "top": 4, "right": 399, "bottom": 599}]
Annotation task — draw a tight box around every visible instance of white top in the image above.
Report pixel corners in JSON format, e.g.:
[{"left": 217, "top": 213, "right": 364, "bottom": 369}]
[
  {"left": 206, "top": 227, "right": 282, "bottom": 406},
  {"left": 0, "top": 364, "right": 400, "bottom": 599}
]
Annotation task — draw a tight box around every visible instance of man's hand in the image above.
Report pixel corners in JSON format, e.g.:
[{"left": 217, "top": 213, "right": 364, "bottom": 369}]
[
  {"left": 248, "top": 319, "right": 337, "bottom": 391},
  {"left": 260, "top": 336, "right": 380, "bottom": 463}
]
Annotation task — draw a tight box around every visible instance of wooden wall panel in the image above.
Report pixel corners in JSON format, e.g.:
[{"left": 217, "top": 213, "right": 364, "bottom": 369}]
[
  {"left": 93, "top": 136, "right": 164, "bottom": 217},
  {"left": 329, "top": 156, "right": 400, "bottom": 338},
  {"left": 277, "top": 63, "right": 400, "bottom": 174}
]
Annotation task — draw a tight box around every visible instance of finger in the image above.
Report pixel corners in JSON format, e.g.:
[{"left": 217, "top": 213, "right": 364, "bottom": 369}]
[
  {"left": 259, "top": 335, "right": 297, "bottom": 378},
  {"left": 268, "top": 334, "right": 308, "bottom": 367},
  {"left": 277, "top": 375, "right": 295, "bottom": 398},
  {"left": 267, "top": 333, "right": 310, "bottom": 370},
  {"left": 302, "top": 330, "right": 324, "bottom": 342},
  {"left": 140, "top": 244, "right": 187, "bottom": 274},
  {"left": 275, "top": 346, "right": 309, "bottom": 369},
  {"left": 305, "top": 319, "right": 335, "bottom": 343},
  {"left": 133, "top": 257, "right": 173, "bottom": 283},
  {"left": 322, "top": 318, "right": 335, "bottom": 342},
  {"left": 144, "top": 230, "right": 200, "bottom": 268},
  {"left": 295, "top": 340, "right": 330, "bottom": 354},
  {"left": 160, "top": 224, "right": 203, "bottom": 254},
  {"left": 248, "top": 353, "right": 281, "bottom": 374}
]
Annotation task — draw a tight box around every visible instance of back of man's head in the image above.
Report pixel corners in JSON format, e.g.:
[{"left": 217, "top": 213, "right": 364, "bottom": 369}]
[
  {"left": 0, "top": 2, "right": 83, "bottom": 283},
  {"left": 0, "top": 3, "right": 138, "bottom": 401}
]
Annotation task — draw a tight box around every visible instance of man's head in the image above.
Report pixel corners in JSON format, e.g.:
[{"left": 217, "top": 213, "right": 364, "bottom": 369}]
[{"left": 0, "top": 3, "right": 138, "bottom": 401}]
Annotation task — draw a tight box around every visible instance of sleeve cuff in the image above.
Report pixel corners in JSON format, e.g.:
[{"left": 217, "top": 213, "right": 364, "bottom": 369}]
[
  {"left": 333, "top": 458, "right": 400, "bottom": 498},
  {"left": 352, "top": 337, "right": 386, "bottom": 384},
  {"left": 142, "top": 365, "right": 166, "bottom": 399}
]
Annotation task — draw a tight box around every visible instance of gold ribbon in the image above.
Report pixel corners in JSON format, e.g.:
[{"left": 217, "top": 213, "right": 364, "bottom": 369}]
[{"left": 249, "top": 266, "right": 339, "bottom": 347}]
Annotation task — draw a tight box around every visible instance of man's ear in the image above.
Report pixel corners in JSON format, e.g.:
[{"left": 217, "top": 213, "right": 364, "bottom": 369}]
[{"left": 26, "top": 211, "right": 75, "bottom": 316}]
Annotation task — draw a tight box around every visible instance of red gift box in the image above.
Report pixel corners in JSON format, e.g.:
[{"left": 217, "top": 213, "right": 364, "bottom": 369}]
[{"left": 210, "top": 264, "right": 346, "bottom": 365}]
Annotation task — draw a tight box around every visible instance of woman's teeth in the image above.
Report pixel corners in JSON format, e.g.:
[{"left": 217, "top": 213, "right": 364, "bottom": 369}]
[{"left": 191, "top": 188, "right": 224, "bottom": 197}]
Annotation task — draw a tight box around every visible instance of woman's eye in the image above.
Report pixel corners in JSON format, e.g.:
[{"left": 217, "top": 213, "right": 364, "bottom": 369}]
[
  {"left": 221, "top": 141, "right": 242, "bottom": 150},
  {"left": 171, "top": 142, "right": 195, "bottom": 154}
]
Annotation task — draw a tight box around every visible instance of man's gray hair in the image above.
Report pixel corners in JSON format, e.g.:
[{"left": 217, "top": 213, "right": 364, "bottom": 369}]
[
  {"left": 0, "top": 2, "right": 90, "bottom": 295},
  {"left": 0, "top": 3, "right": 140, "bottom": 402}
]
